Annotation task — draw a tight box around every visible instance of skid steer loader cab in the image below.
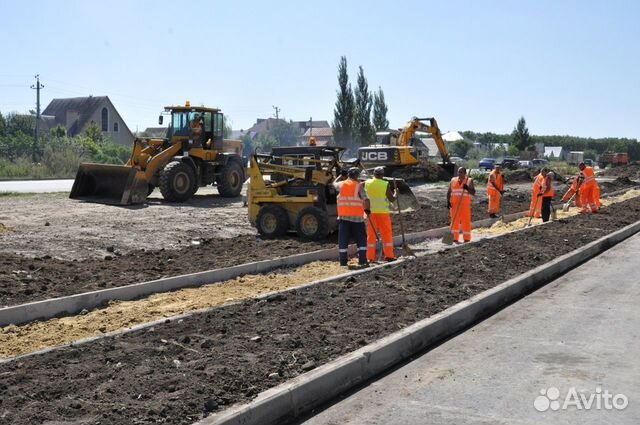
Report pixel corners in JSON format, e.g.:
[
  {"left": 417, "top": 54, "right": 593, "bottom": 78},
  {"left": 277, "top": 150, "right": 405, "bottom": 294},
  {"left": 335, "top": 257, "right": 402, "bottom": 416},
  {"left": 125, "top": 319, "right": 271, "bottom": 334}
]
[{"left": 70, "top": 103, "right": 245, "bottom": 205}]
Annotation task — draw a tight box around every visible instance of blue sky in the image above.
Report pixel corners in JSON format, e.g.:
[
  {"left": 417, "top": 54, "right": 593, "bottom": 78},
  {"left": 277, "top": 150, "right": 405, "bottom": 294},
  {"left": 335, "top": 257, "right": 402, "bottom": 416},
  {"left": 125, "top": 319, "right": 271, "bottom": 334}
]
[{"left": 0, "top": 0, "right": 638, "bottom": 138}]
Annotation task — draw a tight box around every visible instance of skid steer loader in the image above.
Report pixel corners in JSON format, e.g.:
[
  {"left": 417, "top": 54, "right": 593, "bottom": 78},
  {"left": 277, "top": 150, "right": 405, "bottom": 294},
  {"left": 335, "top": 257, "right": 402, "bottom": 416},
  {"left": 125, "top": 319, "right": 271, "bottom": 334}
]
[
  {"left": 247, "top": 146, "right": 418, "bottom": 240},
  {"left": 70, "top": 103, "right": 245, "bottom": 205}
]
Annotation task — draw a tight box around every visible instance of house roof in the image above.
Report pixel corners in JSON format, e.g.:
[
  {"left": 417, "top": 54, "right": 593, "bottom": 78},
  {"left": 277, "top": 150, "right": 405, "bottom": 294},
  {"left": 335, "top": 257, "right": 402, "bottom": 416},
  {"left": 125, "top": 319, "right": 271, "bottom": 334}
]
[
  {"left": 302, "top": 127, "right": 333, "bottom": 137},
  {"left": 295, "top": 120, "right": 330, "bottom": 128},
  {"left": 41, "top": 96, "right": 133, "bottom": 137},
  {"left": 442, "top": 131, "right": 464, "bottom": 142},
  {"left": 544, "top": 146, "right": 564, "bottom": 158}
]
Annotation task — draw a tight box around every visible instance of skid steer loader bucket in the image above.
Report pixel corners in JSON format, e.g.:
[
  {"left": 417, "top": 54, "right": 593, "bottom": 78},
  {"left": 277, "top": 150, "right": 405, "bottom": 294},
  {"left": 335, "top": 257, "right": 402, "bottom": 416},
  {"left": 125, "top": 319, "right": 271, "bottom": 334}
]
[
  {"left": 70, "top": 163, "right": 149, "bottom": 205},
  {"left": 384, "top": 177, "right": 420, "bottom": 212}
]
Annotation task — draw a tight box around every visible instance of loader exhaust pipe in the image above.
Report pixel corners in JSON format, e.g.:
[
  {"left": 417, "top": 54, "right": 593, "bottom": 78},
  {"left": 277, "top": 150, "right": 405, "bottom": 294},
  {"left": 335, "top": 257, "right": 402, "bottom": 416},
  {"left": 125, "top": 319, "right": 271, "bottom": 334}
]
[{"left": 70, "top": 163, "right": 149, "bottom": 205}]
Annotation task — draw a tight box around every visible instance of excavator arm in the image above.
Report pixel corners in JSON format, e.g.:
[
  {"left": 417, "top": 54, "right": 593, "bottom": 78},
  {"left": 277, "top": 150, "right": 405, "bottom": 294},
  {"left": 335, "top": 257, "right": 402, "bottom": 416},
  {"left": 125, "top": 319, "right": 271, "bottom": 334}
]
[{"left": 397, "top": 117, "right": 451, "bottom": 164}]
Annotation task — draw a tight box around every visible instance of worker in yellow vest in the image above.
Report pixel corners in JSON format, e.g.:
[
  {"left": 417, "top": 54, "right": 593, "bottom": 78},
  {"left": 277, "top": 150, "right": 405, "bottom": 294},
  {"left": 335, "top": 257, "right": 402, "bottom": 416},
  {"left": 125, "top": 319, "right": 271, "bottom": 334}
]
[
  {"left": 487, "top": 164, "right": 504, "bottom": 218},
  {"left": 364, "top": 167, "right": 397, "bottom": 262},
  {"left": 334, "top": 168, "right": 370, "bottom": 267}
]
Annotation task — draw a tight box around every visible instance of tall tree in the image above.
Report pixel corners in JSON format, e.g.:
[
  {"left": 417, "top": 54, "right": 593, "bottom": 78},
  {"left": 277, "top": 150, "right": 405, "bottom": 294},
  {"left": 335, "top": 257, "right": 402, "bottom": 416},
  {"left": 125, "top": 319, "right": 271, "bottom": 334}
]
[
  {"left": 332, "top": 56, "right": 355, "bottom": 150},
  {"left": 512, "top": 116, "right": 532, "bottom": 151},
  {"left": 372, "top": 87, "right": 389, "bottom": 131},
  {"left": 353, "top": 66, "right": 374, "bottom": 148},
  {"left": 0, "top": 111, "right": 6, "bottom": 137}
]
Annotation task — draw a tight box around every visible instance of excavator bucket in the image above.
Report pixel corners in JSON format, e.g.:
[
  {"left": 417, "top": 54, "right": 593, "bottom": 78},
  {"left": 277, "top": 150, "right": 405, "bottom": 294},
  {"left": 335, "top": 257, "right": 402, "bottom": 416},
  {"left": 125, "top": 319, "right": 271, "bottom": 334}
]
[
  {"left": 384, "top": 177, "right": 420, "bottom": 212},
  {"left": 69, "top": 163, "right": 149, "bottom": 205},
  {"left": 439, "top": 162, "right": 457, "bottom": 179}
]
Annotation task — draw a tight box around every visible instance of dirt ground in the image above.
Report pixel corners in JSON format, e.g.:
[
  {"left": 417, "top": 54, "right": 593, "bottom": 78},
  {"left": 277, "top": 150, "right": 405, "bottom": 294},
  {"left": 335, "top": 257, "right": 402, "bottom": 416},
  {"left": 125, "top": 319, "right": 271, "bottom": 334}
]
[
  {"left": 1, "top": 179, "right": 637, "bottom": 307},
  {"left": 600, "top": 162, "right": 640, "bottom": 179},
  {"left": 1, "top": 196, "right": 639, "bottom": 425}
]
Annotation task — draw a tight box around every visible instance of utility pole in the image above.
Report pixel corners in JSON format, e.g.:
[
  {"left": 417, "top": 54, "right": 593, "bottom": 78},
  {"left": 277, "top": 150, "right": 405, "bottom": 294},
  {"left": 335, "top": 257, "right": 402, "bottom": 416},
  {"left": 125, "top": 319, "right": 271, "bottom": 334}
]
[
  {"left": 30, "top": 74, "right": 44, "bottom": 162},
  {"left": 309, "top": 116, "right": 313, "bottom": 137},
  {"left": 272, "top": 105, "right": 280, "bottom": 121}
]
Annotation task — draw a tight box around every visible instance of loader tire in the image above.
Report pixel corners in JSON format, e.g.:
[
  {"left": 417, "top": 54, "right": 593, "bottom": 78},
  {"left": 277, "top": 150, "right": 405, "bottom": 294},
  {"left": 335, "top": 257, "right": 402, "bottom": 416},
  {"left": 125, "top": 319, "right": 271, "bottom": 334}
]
[
  {"left": 217, "top": 159, "right": 244, "bottom": 197},
  {"left": 256, "top": 205, "right": 289, "bottom": 238},
  {"left": 295, "top": 206, "right": 330, "bottom": 240},
  {"left": 159, "top": 161, "right": 197, "bottom": 202}
]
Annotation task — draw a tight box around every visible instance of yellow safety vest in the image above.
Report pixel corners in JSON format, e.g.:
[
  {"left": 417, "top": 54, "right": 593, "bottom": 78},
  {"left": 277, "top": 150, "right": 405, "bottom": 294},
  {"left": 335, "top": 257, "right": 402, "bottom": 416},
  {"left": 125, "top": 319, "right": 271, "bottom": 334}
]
[{"left": 365, "top": 178, "right": 390, "bottom": 214}]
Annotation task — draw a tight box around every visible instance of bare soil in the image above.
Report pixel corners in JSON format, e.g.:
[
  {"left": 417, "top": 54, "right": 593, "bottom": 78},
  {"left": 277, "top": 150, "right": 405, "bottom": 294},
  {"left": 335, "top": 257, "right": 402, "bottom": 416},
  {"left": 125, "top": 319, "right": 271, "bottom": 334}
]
[
  {"left": 600, "top": 162, "right": 640, "bottom": 179},
  {"left": 2, "top": 180, "right": 637, "bottom": 307},
  {"left": 1, "top": 197, "right": 639, "bottom": 425}
]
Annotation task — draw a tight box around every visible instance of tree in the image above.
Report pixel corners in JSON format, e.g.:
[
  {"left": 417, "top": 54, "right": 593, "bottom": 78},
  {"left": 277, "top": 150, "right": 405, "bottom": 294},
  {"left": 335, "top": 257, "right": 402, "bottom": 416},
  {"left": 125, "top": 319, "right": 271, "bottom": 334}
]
[
  {"left": 50, "top": 125, "right": 67, "bottom": 138},
  {"left": 0, "top": 111, "right": 6, "bottom": 137},
  {"left": 511, "top": 116, "right": 532, "bottom": 151},
  {"left": 332, "top": 56, "right": 355, "bottom": 150},
  {"left": 84, "top": 121, "right": 106, "bottom": 145},
  {"left": 353, "top": 66, "right": 374, "bottom": 148},
  {"left": 372, "top": 87, "right": 389, "bottom": 131},
  {"left": 270, "top": 120, "right": 299, "bottom": 146},
  {"left": 450, "top": 140, "right": 473, "bottom": 158}
]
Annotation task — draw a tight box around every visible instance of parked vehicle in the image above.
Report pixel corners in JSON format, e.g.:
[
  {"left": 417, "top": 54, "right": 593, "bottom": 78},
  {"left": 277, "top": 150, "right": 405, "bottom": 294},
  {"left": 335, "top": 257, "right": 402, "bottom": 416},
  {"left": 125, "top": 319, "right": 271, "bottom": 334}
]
[
  {"left": 498, "top": 157, "right": 519, "bottom": 170},
  {"left": 584, "top": 159, "right": 594, "bottom": 167},
  {"left": 598, "top": 152, "right": 629, "bottom": 168},
  {"left": 518, "top": 160, "right": 534, "bottom": 169},
  {"left": 479, "top": 158, "right": 496, "bottom": 170},
  {"left": 566, "top": 151, "right": 584, "bottom": 165},
  {"left": 449, "top": 156, "right": 465, "bottom": 166},
  {"left": 532, "top": 158, "right": 549, "bottom": 167}
]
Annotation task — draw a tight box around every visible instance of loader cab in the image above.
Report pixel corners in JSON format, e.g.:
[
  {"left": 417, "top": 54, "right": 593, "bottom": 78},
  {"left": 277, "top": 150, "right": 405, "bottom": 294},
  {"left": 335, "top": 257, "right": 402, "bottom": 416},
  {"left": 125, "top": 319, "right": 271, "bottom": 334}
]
[{"left": 165, "top": 106, "right": 224, "bottom": 149}]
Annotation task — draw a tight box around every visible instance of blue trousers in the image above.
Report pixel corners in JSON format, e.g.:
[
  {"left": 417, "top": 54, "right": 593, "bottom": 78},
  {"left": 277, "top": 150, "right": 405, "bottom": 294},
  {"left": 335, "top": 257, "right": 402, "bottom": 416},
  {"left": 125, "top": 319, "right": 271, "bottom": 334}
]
[{"left": 338, "top": 220, "right": 368, "bottom": 266}]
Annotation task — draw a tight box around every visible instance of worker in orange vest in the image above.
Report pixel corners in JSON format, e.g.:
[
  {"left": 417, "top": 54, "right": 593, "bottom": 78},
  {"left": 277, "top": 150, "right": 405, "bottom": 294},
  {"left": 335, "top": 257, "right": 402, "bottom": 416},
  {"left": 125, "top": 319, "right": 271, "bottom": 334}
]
[
  {"left": 364, "top": 166, "right": 397, "bottom": 262},
  {"left": 561, "top": 175, "right": 584, "bottom": 209},
  {"left": 578, "top": 162, "right": 600, "bottom": 213},
  {"left": 190, "top": 115, "right": 204, "bottom": 141},
  {"left": 447, "top": 167, "right": 476, "bottom": 243},
  {"left": 334, "top": 168, "right": 370, "bottom": 267},
  {"left": 538, "top": 168, "right": 555, "bottom": 222},
  {"left": 487, "top": 164, "right": 504, "bottom": 218},
  {"left": 529, "top": 171, "right": 544, "bottom": 219}
]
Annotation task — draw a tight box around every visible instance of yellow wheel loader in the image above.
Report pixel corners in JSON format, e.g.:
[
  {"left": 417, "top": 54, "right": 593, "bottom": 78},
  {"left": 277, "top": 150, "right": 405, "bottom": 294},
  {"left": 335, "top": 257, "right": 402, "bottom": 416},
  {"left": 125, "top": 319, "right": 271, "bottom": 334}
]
[
  {"left": 70, "top": 103, "right": 245, "bottom": 205},
  {"left": 358, "top": 117, "right": 457, "bottom": 181},
  {"left": 247, "top": 146, "right": 346, "bottom": 240}
]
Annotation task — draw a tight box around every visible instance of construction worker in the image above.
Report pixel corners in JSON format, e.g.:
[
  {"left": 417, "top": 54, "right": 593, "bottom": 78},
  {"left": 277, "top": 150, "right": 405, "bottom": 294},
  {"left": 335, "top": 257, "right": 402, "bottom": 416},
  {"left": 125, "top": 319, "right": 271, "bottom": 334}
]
[
  {"left": 487, "top": 164, "right": 504, "bottom": 218},
  {"left": 578, "top": 162, "right": 600, "bottom": 213},
  {"left": 364, "top": 167, "right": 397, "bottom": 262},
  {"left": 190, "top": 115, "right": 203, "bottom": 141},
  {"left": 561, "top": 174, "right": 584, "bottom": 209},
  {"left": 529, "top": 171, "right": 544, "bottom": 219},
  {"left": 538, "top": 168, "right": 555, "bottom": 222},
  {"left": 334, "top": 168, "right": 370, "bottom": 267},
  {"left": 447, "top": 167, "right": 476, "bottom": 243}
]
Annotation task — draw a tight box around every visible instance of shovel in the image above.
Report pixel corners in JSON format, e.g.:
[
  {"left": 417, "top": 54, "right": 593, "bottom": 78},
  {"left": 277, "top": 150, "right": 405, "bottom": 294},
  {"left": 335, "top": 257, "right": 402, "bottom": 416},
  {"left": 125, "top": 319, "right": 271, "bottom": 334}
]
[
  {"left": 526, "top": 195, "right": 541, "bottom": 227},
  {"left": 562, "top": 192, "right": 576, "bottom": 212},
  {"left": 366, "top": 215, "right": 383, "bottom": 262},
  {"left": 442, "top": 194, "right": 464, "bottom": 245},
  {"left": 392, "top": 178, "right": 414, "bottom": 256},
  {"left": 551, "top": 202, "right": 558, "bottom": 221}
]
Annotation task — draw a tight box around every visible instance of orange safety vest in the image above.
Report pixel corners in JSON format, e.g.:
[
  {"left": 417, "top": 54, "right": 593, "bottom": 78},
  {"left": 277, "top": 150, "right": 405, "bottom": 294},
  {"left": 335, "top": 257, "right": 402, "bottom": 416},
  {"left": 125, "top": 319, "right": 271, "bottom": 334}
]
[
  {"left": 337, "top": 180, "right": 365, "bottom": 217},
  {"left": 540, "top": 174, "right": 555, "bottom": 198},
  {"left": 582, "top": 166, "right": 596, "bottom": 187},
  {"left": 450, "top": 176, "right": 472, "bottom": 206},
  {"left": 487, "top": 170, "right": 504, "bottom": 193}
]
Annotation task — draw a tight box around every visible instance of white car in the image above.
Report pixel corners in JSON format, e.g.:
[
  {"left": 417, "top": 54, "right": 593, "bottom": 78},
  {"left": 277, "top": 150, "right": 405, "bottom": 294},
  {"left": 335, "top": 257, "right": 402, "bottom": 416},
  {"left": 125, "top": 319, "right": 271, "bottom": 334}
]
[{"left": 518, "top": 160, "right": 534, "bottom": 169}]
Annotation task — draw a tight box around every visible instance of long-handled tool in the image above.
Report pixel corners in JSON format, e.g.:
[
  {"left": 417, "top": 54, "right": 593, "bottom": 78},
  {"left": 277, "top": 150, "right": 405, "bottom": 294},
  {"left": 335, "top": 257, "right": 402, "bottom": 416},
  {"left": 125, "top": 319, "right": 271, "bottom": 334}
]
[
  {"left": 526, "top": 195, "right": 541, "bottom": 227},
  {"left": 392, "top": 178, "right": 414, "bottom": 256},
  {"left": 366, "top": 215, "right": 383, "bottom": 261},
  {"left": 550, "top": 201, "right": 558, "bottom": 221},
  {"left": 442, "top": 192, "right": 464, "bottom": 245}
]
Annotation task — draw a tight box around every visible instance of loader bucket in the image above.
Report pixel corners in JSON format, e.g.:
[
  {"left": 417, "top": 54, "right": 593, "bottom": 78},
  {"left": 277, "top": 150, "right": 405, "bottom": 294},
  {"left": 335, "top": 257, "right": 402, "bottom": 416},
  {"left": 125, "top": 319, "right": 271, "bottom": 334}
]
[
  {"left": 70, "top": 163, "right": 149, "bottom": 205},
  {"left": 384, "top": 177, "right": 420, "bottom": 212}
]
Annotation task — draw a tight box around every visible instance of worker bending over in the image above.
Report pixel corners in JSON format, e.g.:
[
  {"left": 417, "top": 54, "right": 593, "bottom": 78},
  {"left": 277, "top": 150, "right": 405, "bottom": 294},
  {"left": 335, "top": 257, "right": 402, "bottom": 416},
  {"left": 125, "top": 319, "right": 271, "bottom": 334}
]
[
  {"left": 578, "top": 162, "right": 600, "bottom": 213},
  {"left": 536, "top": 167, "right": 555, "bottom": 222},
  {"left": 447, "top": 167, "right": 476, "bottom": 243},
  {"left": 561, "top": 174, "right": 584, "bottom": 209},
  {"left": 487, "top": 164, "right": 504, "bottom": 218},
  {"left": 364, "top": 167, "right": 397, "bottom": 262},
  {"left": 334, "top": 168, "right": 370, "bottom": 267}
]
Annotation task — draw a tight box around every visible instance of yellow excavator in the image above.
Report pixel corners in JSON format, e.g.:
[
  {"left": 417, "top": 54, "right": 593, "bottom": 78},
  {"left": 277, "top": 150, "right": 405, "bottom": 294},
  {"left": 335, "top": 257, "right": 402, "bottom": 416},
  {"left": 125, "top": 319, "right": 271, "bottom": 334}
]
[
  {"left": 70, "top": 103, "right": 245, "bottom": 205},
  {"left": 358, "top": 117, "right": 456, "bottom": 180}
]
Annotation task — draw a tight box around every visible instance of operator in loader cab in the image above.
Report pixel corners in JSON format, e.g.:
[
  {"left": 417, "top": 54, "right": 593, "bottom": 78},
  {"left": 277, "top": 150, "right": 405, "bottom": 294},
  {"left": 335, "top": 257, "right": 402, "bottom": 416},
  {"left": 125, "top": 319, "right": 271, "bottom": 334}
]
[{"left": 334, "top": 168, "right": 370, "bottom": 267}]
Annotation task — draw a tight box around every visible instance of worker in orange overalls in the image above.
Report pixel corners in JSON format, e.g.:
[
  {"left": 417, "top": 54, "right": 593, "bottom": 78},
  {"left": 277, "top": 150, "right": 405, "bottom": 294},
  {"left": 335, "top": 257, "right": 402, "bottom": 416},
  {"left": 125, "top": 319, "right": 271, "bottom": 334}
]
[
  {"left": 538, "top": 168, "right": 555, "bottom": 222},
  {"left": 578, "top": 162, "right": 600, "bottom": 213},
  {"left": 561, "top": 175, "right": 584, "bottom": 209},
  {"left": 447, "top": 167, "right": 476, "bottom": 243},
  {"left": 364, "top": 167, "right": 397, "bottom": 262},
  {"left": 529, "top": 171, "right": 544, "bottom": 219},
  {"left": 190, "top": 115, "right": 204, "bottom": 141},
  {"left": 487, "top": 164, "right": 504, "bottom": 218}
]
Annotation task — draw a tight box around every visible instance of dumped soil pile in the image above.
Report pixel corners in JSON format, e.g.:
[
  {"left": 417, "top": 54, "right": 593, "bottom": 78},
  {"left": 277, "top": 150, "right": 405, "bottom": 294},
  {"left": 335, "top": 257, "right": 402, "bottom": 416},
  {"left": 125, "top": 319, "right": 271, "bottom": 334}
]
[
  {"left": 504, "top": 169, "right": 535, "bottom": 183},
  {"left": 2, "top": 197, "right": 639, "bottom": 425},
  {"left": 599, "top": 176, "right": 639, "bottom": 192},
  {"left": 600, "top": 162, "right": 640, "bottom": 179}
]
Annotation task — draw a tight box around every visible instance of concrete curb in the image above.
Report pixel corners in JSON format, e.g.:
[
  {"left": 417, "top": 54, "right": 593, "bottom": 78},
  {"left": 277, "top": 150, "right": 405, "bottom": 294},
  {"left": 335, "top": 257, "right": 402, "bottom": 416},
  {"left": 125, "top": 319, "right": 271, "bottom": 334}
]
[
  {"left": 196, "top": 218, "right": 640, "bottom": 425},
  {"left": 0, "top": 211, "right": 524, "bottom": 327}
]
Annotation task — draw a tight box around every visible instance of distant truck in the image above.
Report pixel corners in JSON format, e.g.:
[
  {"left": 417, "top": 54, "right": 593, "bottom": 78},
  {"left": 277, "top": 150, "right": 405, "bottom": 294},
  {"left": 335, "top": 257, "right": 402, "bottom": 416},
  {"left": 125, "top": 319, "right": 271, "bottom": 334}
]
[
  {"left": 598, "top": 152, "right": 629, "bottom": 168},
  {"left": 566, "top": 151, "right": 584, "bottom": 165}
]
